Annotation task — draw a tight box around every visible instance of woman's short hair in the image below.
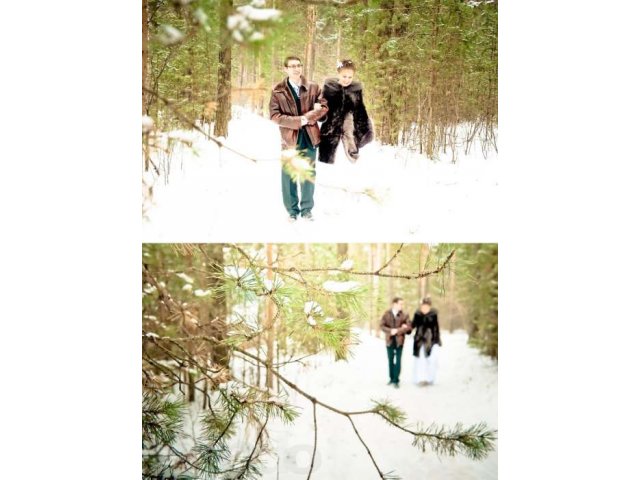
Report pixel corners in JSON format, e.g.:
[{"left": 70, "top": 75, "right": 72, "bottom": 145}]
[
  {"left": 421, "top": 297, "right": 432, "bottom": 306},
  {"left": 337, "top": 59, "right": 356, "bottom": 72}
]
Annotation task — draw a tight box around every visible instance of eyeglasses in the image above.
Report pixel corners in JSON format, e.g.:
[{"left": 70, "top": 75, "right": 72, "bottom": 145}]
[{"left": 286, "top": 64, "right": 303, "bottom": 69}]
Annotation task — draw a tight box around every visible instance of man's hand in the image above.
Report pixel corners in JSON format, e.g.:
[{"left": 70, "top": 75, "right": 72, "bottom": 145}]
[{"left": 390, "top": 328, "right": 398, "bottom": 336}]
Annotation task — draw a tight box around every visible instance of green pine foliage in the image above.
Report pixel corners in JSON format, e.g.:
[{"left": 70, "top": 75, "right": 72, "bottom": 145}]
[
  {"left": 456, "top": 243, "right": 498, "bottom": 359},
  {"left": 142, "top": 243, "right": 496, "bottom": 478},
  {"left": 144, "top": 0, "right": 497, "bottom": 158},
  {"left": 411, "top": 421, "right": 497, "bottom": 460}
]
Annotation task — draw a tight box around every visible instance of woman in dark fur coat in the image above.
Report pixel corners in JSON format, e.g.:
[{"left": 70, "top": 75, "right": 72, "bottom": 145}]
[
  {"left": 410, "top": 297, "right": 442, "bottom": 386},
  {"left": 318, "top": 59, "right": 374, "bottom": 164}
]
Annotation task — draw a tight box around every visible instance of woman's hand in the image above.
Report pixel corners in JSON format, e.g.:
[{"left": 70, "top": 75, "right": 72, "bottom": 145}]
[{"left": 314, "top": 102, "right": 322, "bottom": 111}]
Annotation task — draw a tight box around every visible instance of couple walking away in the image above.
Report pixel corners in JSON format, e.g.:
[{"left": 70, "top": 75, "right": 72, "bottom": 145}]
[
  {"left": 269, "top": 55, "right": 374, "bottom": 222},
  {"left": 380, "top": 297, "right": 442, "bottom": 388}
]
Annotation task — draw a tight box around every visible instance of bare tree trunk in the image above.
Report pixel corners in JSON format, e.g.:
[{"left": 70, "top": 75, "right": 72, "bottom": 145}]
[
  {"left": 368, "top": 244, "right": 375, "bottom": 334},
  {"left": 209, "top": 244, "right": 229, "bottom": 368},
  {"left": 265, "top": 244, "right": 275, "bottom": 390},
  {"left": 142, "top": 0, "right": 149, "bottom": 115},
  {"left": 372, "top": 243, "right": 382, "bottom": 336},
  {"left": 188, "top": 44, "right": 196, "bottom": 120},
  {"left": 375, "top": 0, "right": 397, "bottom": 145},
  {"left": 142, "top": 0, "right": 150, "bottom": 171},
  {"left": 239, "top": 48, "right": 245, "bottom": 88},
  {"left": 386, "top": 243, "right": 394, "bottom": 300},
  {"left": 336, "top": 243, "right": 349, "bottom": 322},
  {"left": 336, "top": 23, "right": 342, "bottom": 62},
  {"left": 214, "top": 0, "right": 233, "bottom": 137},
  {"left": 337, "top": 243, "right": 348, "bottom": 261},
  {"left": 304, "top": 5, "right": 317, "bottom": 81},
  {"left": 418, "top": 244, "right": 429, "bottom": 300},
  {"left": 426, "top": 0, "right": 442, "bottom": 157},
  {"left": 447, "top": 251, "right": 456, "bottom": 332},
  {"left": 188, "top": 370, "right": 196, "bottom": 402},
  {"left": 270, "top": 42, "right": 277, "bottom": 91}
]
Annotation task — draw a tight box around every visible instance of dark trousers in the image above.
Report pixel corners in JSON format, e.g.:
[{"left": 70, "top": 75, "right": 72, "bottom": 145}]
[
  {"left": 386, "top": 344, "right": 403, "bottom": 384},
  {"left": 281, "top": 144, "right": 316, "bottom": 217}
]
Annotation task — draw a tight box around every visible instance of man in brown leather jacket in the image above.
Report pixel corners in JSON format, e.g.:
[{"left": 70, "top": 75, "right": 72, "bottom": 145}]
[
  {"left": 269, "top": 56, "right": 328, "bottom": 222},
  {"left": 380, "top": 296, "right": 412, "bottom": 388}
]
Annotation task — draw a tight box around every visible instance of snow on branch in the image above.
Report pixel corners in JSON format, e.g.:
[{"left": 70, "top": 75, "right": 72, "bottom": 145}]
[
  {"left": 227, "top": 0, "right": 281, "bottom": 43},
  {"left": 229, "top": 243, "right": 456, "bottom": 280}
]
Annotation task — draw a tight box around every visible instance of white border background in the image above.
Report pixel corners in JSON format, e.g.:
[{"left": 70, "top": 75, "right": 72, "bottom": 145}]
[{"left": 2, "top": 0, "right": 640, "bottom": 478}]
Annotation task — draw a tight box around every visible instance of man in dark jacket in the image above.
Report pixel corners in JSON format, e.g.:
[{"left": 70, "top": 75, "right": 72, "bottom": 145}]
[
  {"left": 380, "top": 296, "right": 411, "bottom": 388},
  {"left": 269, "top": 56, "right": 328, "bottom": 222}
]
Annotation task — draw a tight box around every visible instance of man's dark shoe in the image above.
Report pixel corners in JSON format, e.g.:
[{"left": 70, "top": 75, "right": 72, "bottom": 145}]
[
  {"left": 301, "top": 212, "right": 314, "bottom": 221},
  {"left": 288, "top": 215, "right": 297, "bottom": 223},
  {"left": 393, "top": 383, "right": 400, "bottom": 389}
]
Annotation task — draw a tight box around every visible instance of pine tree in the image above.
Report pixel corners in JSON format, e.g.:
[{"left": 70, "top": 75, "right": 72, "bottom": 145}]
[{"left": 456, "top": 243, "right": 499, "bottom": 359}]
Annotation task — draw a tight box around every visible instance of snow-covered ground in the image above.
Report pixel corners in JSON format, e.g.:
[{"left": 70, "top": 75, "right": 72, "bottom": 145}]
[
  {"left": 258, "top": 329, "right": 497, "bottom": 479},
  {"left": 169, "top": 329, "right": 496, "bottom": 479},
  {"left": 142, "top": 109, "right": 498, "bottom": 242}
]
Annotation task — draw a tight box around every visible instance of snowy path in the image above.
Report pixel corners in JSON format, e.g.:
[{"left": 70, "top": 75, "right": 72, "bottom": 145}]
[
  {"left": 142, "top": 109, "right": 498, "bottom": 242},
  {"left": 261, "top": 330, "right": 498, "bottom": 479}
]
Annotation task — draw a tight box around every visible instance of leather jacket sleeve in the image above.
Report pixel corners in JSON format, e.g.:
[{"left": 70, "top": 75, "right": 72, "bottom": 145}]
[{"left": 269, "top": 92, "right": 303, "bottom": 129}]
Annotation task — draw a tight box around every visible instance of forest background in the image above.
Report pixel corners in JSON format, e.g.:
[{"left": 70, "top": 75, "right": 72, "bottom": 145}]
[{"left": 143, "top": 0, "right": 498, "bottom": 161}]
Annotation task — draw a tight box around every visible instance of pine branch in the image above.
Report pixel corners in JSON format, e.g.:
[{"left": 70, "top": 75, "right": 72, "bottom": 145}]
[
  {"left": 142, "top": 393, "right": 185, "bottom": 448},
  {"left": 347, "top": 414, "right": 386, "bottom": 478},
  {"left": 228, "top": 244, "right": 455, "bottom": 280},
  {"left": 306, "top": 400, "right": 318, "bottom": 480},
  {"left": 375, "top": 244, "right": 404, "bottom": 274},
  {"left": 234, "top": 348, "right": 496, "bottom": 463},
  {"left": 233, "top": 412, "right": 270, "bottom": 480},
  {"left": 144, "top": 333, "right": 227, "bottom": 386}
]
